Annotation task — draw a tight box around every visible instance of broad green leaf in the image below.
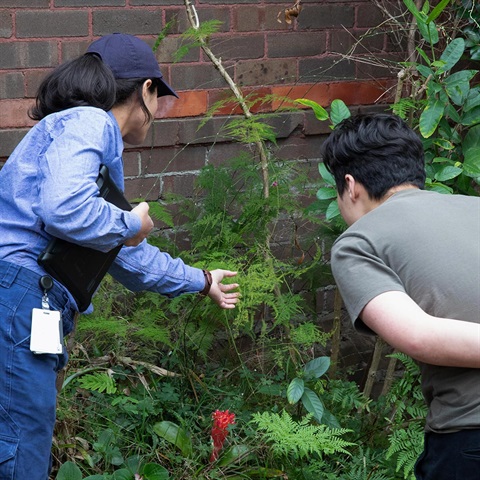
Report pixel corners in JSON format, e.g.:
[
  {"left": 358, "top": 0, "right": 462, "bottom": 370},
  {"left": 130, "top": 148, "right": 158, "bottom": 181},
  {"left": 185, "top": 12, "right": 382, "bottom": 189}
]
[
  {"left": 318, "top": 162, "right": 336, "bottom": 186},
  {"left": 416, "top": 49, "right": 432, "bottom": 69},
  {"left": 301, "top": 387, "right": 325, "bottom": 422},
  {"left": 403, "top": 0, "right": 422, "bottom": 22},
  {"left": 316, "top": 187, "right": 337, "bottom": 200},
  {"left": 464, "top": 88, "right": 480, "bottom": 112},
  {"left": 321, "top": 408, "right": 342, "bottom": 429},
  {"left": 287, "top": 377, "right": 304, "bottom": 404},
  {"left": 462, "top": 125, "right": 480, "bottom": 153},
  {"left": 217, "top": 445, "right": 251, "bottom": 466},
  {"left": 142, "top": 463, "right": 170, "bottom": 480},
  {"left": 153, "top": 421, "right": 192, "bottom": 457},
  {"left": 295, "top": 98, "right": 329, "bottom": 121},
  {"left": 304, "top": 356, "right": 331, "bottom": 380},
  {"left": 438, "top": 38, "right": 465, "bottom": 74},
  {"left": 434, "top": 165, "right": 462, "bottom": 181},
  {"left": 112, "top": 469, "right": 133, "bottom": 480},
  {"left": 419, "top": 99, "right": 445, "bottom": 138},
  {"left": 329, "top": 99, "right": 351, "bottom": 126},
  {"left": 426, "top": 0, "right": 452, "bottom": 23},
  {"left": 325, "top": 200, "right": 340, "bottom": 221},
  {"left": 463, "top": 147, "right": 480, "bottom": 177},
  {"left": 461, "top": 106, "right": 480, "bottom": 126},
  {"left": 418, "top": 13, "right": 439, "bottom": 45},
  {"left": 432, "top": 138, "right": 454, "bottom": 150},
  {"left": 443, "top": 70, "right": 476, "bottom": 106},
  {"left": 416, "top": 64, "right": 434, "bottom": 78},
  {"left": 257, "top": 383, "right": 285, "bottom": 396},
  {"left": 425, "top": 180, "right": 453, "bottom": 194},
  {"left": 56, "top": 462, "right": 83, "bottom": 480},
  {"left": 84, "top": 476, "right": 105, "bottom": 480}
]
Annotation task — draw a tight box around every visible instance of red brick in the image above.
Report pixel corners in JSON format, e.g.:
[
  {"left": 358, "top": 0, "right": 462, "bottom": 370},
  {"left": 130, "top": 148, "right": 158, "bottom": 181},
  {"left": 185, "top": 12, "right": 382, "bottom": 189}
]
[
  {"left": 0, "top": 99, "right": 35, "bottom": 128},
  {"left": 156, "top": 90, "right": 208, "bottom": 119}
]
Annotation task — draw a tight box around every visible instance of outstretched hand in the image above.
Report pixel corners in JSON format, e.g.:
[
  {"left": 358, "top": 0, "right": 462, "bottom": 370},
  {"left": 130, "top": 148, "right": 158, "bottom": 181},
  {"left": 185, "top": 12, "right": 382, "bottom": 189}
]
[{"left": 207, "top": 269, "right": 240, "bottom": 309}]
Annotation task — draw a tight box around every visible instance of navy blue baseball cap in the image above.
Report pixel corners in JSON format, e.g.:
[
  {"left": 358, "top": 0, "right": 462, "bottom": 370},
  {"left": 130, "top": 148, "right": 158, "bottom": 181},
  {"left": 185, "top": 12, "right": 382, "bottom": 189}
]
[{"left": 87, "top": 33, "right": 178, "bottom": 98}]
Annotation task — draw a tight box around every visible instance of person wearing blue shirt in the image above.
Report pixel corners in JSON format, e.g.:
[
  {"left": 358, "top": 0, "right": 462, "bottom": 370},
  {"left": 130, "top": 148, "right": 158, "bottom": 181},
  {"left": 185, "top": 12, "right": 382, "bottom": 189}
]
[{"left": 0, "top": 33, "right": 239, "bottom": 479}]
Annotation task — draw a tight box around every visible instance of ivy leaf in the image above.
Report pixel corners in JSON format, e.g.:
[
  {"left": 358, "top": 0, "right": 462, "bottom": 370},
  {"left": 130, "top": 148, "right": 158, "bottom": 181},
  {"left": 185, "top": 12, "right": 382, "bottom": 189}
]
[
  {"left": 153, "top": 421, "right": 192, "bottom": 457},
  {"left": 287, "top": 377, "right": 305, "bottom": 404},
  {"left": 329, "top": 99, "right": 351, "bottom": 126},
  {"left": 301, "top": 387, "right": 325, "bottom": 423},
  {"left": 460, "top": 106, "right": 480, "bottom": 127},
  {"left": 295, "top": 98, "right": 329, "bottom": 121},
  {"left": 304, "top": 356, "right": 331, "bottom": 380},
  {"left": 419, "top": 98, "right": 445, "bottom": 138}
]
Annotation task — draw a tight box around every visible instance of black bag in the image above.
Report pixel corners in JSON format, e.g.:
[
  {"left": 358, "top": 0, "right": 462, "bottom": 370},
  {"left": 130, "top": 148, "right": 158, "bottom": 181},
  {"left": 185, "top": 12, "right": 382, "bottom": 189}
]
[{"left": 37, "top": 165, "right": 132, "bottom": 311}]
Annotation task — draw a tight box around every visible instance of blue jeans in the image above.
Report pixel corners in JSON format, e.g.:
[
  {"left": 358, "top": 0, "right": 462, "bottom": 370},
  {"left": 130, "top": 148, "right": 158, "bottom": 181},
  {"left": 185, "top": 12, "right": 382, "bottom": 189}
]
[
  {"left": 0, "top": 260, "right": 75, "bottom": 480},
  {"left": 415, "top": 429, "right": 480, "bottom": 479}
]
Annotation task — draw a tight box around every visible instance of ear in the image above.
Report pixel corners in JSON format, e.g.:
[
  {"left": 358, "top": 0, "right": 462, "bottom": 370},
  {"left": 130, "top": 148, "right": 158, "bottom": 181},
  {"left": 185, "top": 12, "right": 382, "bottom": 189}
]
[
  {"left": 344, "top": 174, "right": 358, "bottom": 200},
  {"left": 142, "top": 79, "right": 153, "bottom": 98}
]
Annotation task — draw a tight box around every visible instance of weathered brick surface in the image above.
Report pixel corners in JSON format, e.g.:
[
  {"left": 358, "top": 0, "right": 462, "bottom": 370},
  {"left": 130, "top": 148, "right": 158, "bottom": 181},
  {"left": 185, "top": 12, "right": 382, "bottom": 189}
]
[
  {"left": 16, "top": 11, "right": 89, "bottom": 38},
  {"left": 0, "top": 10, "right": 12, "bottom": 38},
  {"left": 0, "top": 41, "right": 58, "bottom": 69},
  {"left": 92, "top": 10, "right": 164, "bottom": 35},
  {"left": 0, "top": 0, "right": 48, "bottom": 6},
  {"left": 0, "top": 72, "right": 24, "bottom": 99}
]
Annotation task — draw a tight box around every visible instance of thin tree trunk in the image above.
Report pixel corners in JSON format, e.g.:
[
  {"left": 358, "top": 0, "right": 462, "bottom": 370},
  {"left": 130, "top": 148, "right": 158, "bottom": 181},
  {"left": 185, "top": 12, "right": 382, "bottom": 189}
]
[{"left": 363, "top": 337, "right": 386, "bottom": 399}]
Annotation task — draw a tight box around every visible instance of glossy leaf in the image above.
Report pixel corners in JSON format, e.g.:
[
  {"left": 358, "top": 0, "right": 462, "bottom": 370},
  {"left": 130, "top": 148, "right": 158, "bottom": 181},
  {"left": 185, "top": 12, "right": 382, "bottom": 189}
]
[
  {"left": 419, "top": 99, "right": 445, "bottom": 138},
  {"left": 461, "top": 106, "right": 480, "bottom": 126},
  {"left": 444, "top": 70, "right": 476, "bottom": 105},
  {"left": 463, "top": 147, "right": 480, "bottom": 177},
  {"left": 318, "top": 162, "right": 336, "bottom": 186},
  {"left": 434, "top": 165, "right": 462, "bottom": 181},
  {"left": 304, "top": 356, "right": 331, "bottom": 380},
  {"left": 301, "top": 387, "right": 325, "bottom": 422},
  {"left": 438, "top": 38, "right": 465, "bottom": 74},
  {"left": 316, "top": 187, "right": 337, "bottom": 200},
  {"left": 287, "top": 377, "right": 304, "bottom": 404},
  {"left": 153, "top": 421, "right": 192, "bottom": 457},
  {"left": 55, "top": 462, "right": 83, "bottom": 480},
  {"left": 295, "top": 98, "right": 329, "bottom": 121},
  {"left": 217, "top": 444, "right": 251, "bottom": 466},
  {"left": 330, "top": 99, "right": 351, "bottom": 126},
  {"left": 142, "top": 463, "right": 170, "bottom": 480},
  {"left": 325, "top": 200, "right": 340, "bottom": 221},
  {"left": 426, "top": 0, "right": 452, "bottom": 23}
]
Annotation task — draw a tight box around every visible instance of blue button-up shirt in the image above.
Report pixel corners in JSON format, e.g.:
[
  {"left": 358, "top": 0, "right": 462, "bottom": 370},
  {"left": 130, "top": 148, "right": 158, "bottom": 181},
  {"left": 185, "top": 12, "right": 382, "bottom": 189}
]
[{"left": 0, "top": 106, "right": 204, "bottom": 311}]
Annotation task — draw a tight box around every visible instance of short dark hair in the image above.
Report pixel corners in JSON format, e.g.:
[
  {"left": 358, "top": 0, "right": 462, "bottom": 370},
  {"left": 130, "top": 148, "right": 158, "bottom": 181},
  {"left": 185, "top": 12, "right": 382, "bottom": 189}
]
[
  {"left": 322, "top": 113, "right": 426, "bottom": 200},
  {"left": 29, "top": 54, "right": 161, "bottom": 123},
  {"left": 29, "top": 54, "right": 117, "bottom": 120}
]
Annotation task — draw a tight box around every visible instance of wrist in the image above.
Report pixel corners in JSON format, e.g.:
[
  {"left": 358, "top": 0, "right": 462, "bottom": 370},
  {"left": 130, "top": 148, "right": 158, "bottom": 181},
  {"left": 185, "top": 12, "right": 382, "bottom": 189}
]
[{"left": 199, "top": 269, "right": 213, "bottom": 296}]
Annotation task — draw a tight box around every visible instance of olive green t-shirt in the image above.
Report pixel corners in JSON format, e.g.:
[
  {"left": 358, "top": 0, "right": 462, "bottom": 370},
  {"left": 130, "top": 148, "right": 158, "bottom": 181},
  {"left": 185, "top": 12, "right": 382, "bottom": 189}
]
[{"left": 332, "top": 188, "right": 480, "bottom": 433}]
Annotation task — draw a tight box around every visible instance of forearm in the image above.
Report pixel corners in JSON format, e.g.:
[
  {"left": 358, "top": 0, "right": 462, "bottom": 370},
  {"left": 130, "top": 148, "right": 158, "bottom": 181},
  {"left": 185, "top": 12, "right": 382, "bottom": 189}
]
[{"left": 361, "top": 291, "right": 480, "bottom": 368}]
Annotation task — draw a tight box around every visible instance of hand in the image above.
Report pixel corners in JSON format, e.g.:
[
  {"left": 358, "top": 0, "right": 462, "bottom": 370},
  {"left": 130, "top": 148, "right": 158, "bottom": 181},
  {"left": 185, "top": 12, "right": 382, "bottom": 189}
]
[
  {"left": 207, "top": 269, "right": 240, "bottom": 309},
  {"left": 124, "top": 202, "right": 154, "bottom": 247}
]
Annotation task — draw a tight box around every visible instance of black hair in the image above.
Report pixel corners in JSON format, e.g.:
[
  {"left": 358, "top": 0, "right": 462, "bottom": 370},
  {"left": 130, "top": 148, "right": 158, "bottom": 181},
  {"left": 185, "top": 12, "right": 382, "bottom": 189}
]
[
  {"left": 321, "top": 113, "right": 426, "bottom": 200},
  {"left": 29, "top": 54, "right": 161, "bottom": 123},
  {"left": 115, "top": 77, "right": 162, "bottom": 125},
  {"left": 29, "top": 54, "right": 117, "bottom": 121}
]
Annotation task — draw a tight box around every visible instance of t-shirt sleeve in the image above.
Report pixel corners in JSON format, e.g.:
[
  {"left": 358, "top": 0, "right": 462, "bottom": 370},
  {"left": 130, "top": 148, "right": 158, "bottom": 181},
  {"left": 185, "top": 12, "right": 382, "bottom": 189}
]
[{"left": 331, "top": 233, "right": 406, "bottom": 334}]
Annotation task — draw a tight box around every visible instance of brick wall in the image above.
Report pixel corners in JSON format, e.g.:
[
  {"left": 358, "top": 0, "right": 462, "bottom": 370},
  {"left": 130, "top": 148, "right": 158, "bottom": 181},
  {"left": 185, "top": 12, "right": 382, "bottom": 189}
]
[{"left": 0, "top": 1, "right": 400, "bottom": 193}]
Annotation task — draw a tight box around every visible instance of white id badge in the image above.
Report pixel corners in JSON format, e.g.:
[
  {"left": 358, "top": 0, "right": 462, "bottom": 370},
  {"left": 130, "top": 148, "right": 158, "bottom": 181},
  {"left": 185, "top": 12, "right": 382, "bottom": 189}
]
[{"left": 30, "top": 308, "right": 64, "bottom": 354}]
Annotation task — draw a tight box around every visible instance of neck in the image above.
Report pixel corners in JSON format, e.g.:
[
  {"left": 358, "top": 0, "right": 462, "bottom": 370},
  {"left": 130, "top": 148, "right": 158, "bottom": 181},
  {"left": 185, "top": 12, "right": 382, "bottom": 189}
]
[{"left": 379, "top": 184, "right": 418, "bottom": 205}]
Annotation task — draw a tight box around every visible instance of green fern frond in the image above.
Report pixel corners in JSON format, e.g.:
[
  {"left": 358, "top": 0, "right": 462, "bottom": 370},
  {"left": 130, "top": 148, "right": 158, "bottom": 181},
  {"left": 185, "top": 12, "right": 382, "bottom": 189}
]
[
  {"left": 251, "top": 411, "right": 354, "bottom": 460},
  {"left": 148, "top": 202, "right": 174, "bottom": 227},
  {"left": 78, "top": 372, "right": 117, "bottom": 394}
]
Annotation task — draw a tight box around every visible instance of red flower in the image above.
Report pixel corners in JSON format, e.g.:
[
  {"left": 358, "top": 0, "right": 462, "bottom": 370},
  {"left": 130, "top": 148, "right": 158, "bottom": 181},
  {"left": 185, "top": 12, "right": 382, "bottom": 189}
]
[{"left": 209, "top": 409, "right": 235, "bottom": 462}]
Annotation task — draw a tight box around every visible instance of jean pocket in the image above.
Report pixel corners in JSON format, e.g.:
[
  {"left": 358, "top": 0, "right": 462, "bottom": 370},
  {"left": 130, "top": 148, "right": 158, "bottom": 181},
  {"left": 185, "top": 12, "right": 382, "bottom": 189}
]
[
  {"left": 458, "top": 448, "right": 480, "bottom": 479},
  {"left": 0, "top": 436, "right": 18, "bottom": 479}
]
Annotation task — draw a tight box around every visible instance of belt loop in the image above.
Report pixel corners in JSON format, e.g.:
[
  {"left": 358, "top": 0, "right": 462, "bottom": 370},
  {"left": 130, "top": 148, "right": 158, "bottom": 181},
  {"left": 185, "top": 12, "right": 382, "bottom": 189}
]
[{"left": 0, "top": 260, "right": 21, "bottom": 288}]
